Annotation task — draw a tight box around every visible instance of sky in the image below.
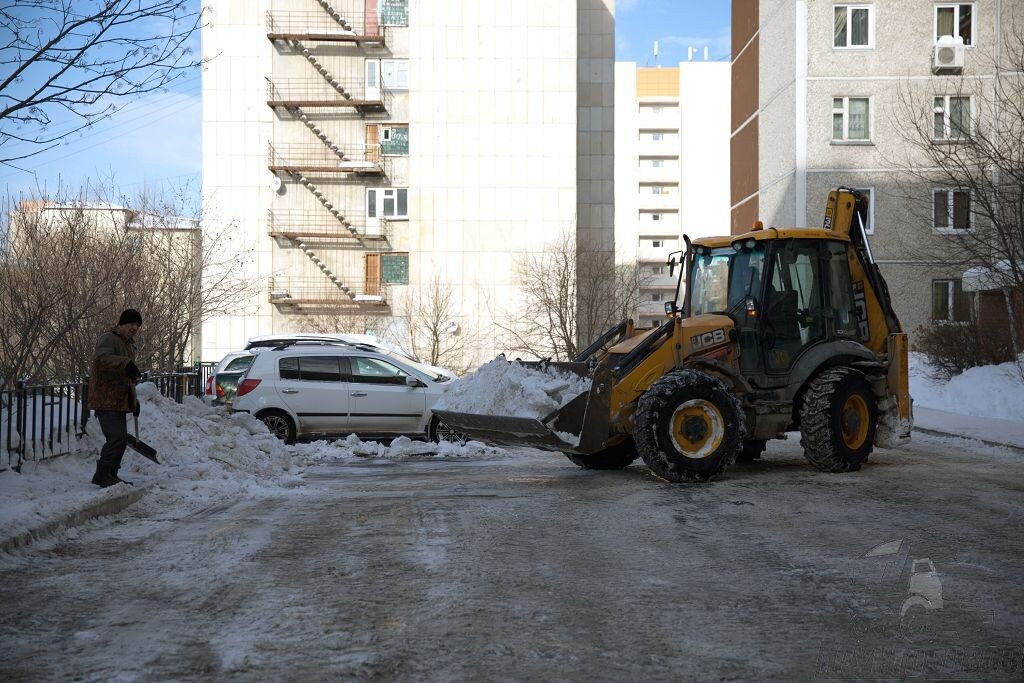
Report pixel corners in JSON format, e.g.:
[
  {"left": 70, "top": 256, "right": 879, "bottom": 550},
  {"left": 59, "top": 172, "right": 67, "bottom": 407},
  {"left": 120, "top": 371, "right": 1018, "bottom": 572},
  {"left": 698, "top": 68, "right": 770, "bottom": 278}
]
[{"left": 0, "top": 0, "right": 731, "bottom": 203}]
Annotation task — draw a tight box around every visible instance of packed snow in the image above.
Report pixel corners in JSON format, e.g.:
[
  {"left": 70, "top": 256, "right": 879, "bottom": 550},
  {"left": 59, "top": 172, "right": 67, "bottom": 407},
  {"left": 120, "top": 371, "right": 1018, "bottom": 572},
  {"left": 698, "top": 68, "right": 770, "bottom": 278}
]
[
  {"left": 433, "top": 357, "right": 593, "bottom": 419},
  {"left": 0, "top": 382, "right": 501, "bottom": 545},
  {"left": 909, "top": 352, "right": 1024, "bottom": 422}
]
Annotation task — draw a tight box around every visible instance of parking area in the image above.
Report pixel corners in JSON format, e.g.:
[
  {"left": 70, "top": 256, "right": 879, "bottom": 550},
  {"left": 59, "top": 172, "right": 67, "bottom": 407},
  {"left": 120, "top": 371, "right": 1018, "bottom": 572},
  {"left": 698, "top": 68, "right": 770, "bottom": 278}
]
[{"left": 1, "top": 433, "right": 1022, "bottom": 681}]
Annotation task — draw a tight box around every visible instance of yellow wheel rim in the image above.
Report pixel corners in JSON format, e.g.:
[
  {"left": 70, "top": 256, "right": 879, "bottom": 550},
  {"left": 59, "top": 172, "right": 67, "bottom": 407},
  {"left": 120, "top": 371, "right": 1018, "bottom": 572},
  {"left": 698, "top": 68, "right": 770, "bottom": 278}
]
[
  {"left": 841, "top": 394, "right": 870, "bottom": 450},
  {"left": 670, "top": 399, "right": 725, "bottom": 459}
]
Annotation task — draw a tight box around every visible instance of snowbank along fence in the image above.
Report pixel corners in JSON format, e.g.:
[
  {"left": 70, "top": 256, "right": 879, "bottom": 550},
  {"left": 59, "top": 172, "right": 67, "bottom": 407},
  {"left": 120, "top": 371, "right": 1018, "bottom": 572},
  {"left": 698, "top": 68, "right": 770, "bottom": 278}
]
[{"left": 2, "top": 363, "right": 216, "bottom": 472}]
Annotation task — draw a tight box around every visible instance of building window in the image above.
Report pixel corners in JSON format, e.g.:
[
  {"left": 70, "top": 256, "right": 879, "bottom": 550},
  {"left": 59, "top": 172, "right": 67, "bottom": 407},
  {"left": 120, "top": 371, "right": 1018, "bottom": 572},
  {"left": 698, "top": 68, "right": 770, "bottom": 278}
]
[
  {"left": 652, "top": 213, "right": 662, "bottom": 221},
  {"left": 651, "top": 266, "right": 664, "bottom": 275},
  {"left": 381, "top": 125, "right": 409, "bottom": 155},
  {"left": 378, "top": 0, "right": 409, "bottom": 26},
  {"left": 834, "top": 5, "right": 873, "bottom": 48},
  {"left": 367, "top": 187, "right": 408, "bottom": 219},
  {"left": 933, "top": 189, "right": 970, "bottom": 232},
  {"left": 652, "top": 240, "right": 662, "bottom": 248},
  {"left": 381, "top": 253, "right": 409, "bottom": 284},
  {"left": 854, "top": 187, "right": 874, "bottom": 234},
  {"left": 832, "top": 97, "right": 871, "bottom": 141},
  {"left": 932, "top": 279, "right": 973, "bottom": 322},
  {"left": 935, "top": 4, "right": 973, "bottom": 46},
  {"left": 651, "top": 132, "right": 664, "bottom": 141},
  {"left": 933, "top": 96, "right": 972, "bottom": 140},
  {"left": 381, "top": 59, "right": 409, "bottom": 89},
  {"left": 650, "top": 292, "right": 663, "bottom": 302}
]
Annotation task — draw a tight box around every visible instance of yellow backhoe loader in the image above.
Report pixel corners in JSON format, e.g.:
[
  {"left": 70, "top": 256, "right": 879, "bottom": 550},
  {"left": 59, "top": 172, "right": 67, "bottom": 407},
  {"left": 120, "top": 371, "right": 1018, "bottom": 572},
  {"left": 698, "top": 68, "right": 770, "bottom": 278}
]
[{"left": 434, "top": 188, "right": 912, "bottom": 482}]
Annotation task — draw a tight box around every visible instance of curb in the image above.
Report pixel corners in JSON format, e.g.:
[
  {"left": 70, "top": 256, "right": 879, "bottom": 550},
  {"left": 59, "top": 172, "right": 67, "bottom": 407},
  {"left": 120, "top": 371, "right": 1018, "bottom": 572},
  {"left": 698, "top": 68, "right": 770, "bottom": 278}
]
[
  {"left": 0, "top": 485, "right": 146, "bottom": 554},
  {"left": 913, "top": 427, "right": 1024, "bottom": 455}
]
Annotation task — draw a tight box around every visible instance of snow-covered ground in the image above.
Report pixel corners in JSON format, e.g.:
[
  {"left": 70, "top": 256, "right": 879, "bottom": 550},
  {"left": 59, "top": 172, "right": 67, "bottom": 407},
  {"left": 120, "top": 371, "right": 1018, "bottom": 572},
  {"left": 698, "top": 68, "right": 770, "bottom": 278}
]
[
  {"left": 2, "top": 355, "right": 1021, "bottom": 547},
  {"left": 0, "top": 382, "right": 501, "bottom": 544},
  {"left": 909, "top": 352, "right": 1024, "bottom": 422}
]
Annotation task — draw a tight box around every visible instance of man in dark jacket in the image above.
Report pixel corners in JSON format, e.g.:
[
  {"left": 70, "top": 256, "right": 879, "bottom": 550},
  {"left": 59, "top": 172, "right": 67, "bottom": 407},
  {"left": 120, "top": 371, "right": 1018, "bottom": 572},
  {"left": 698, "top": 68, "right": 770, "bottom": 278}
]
[{"left": 87, "top": 309, "right": 143, "bottom": 487}]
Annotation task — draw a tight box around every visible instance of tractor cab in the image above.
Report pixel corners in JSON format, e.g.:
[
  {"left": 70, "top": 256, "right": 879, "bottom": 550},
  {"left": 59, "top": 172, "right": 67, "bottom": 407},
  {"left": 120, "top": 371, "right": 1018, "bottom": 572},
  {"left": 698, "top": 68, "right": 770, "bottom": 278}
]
[{"left": 683, "top": 229, "right": 864, "bottom": 387}]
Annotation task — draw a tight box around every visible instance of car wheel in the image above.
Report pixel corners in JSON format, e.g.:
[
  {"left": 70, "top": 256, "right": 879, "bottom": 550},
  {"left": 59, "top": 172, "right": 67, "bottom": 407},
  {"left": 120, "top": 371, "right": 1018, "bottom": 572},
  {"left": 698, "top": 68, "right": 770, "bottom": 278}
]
[
  {"left": 258, "top": 409, "right": 296, "bottom": 444},
  {"left": 429, "top": 416, "right": 466, "bottom": 444}
]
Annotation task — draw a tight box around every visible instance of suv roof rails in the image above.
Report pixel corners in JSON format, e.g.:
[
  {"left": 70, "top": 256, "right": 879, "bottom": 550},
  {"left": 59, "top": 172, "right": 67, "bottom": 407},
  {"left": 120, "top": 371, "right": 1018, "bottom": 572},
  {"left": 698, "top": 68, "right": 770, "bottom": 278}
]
[{"left": 270, "top": 339, "right": 381, "bottom": 353}]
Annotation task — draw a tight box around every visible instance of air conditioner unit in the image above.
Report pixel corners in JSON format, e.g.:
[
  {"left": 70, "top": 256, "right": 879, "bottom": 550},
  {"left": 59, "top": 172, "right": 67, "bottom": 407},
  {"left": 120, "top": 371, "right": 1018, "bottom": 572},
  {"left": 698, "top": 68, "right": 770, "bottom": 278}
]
[{"left": 932, "top": 35, "right": 965, "bottom": 74}]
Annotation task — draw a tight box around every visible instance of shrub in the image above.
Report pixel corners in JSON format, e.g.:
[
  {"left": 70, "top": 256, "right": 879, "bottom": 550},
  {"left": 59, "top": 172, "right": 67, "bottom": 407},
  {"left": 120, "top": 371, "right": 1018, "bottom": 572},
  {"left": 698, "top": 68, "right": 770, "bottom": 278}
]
[{"left": 912, "top": 320, "right": 1015, "bottom": 380}]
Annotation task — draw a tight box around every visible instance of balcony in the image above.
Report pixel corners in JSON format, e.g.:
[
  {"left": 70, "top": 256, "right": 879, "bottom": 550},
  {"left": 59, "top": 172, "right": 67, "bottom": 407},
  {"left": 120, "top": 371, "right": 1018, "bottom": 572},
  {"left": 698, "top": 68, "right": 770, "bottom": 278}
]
[
  {"left": 267, "top": 78, "right": 389, "bottom": 113},
  {"left": 638, "top": 110, "right": 679, "bottom": 130},
  {"left": 638, "top": 140, "right": 678, "bottom": 157},
  {"left": 644, "top": 274, "right": 679, "bottom": 290},
  {"left": 266, "top": 10, "right": 385, "bottom": 45},
  {"left": 638, "top": 165, "right": 679, "bottom": 184},
  {"left": 638, "top": 193, "right": 679, "bottom": 212},
  {"left": 267, "top": 209, "right": 391, "bottom": 244},
  {"left": 268, "top": 276, "right": 389, "bottom": 308},
  {"left": 269, "top": 142, "right": 387, "bottom": 176},
  {"left": 637, "top": 246, "right": 676, "bottom": 263}
]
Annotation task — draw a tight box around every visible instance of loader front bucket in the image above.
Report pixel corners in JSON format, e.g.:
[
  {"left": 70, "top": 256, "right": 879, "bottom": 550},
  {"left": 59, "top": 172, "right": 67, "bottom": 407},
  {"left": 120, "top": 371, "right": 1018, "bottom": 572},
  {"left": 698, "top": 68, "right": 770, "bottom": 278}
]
[{"left": 432, "top": 362, "right": 615, "bottom": 455}]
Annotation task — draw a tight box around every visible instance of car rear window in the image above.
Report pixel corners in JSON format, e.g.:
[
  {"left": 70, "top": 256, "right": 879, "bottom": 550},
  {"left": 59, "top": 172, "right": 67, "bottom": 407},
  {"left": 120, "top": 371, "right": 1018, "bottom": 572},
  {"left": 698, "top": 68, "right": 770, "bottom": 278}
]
[
  {"left": 279, "top": 356, "right": 342, "bottom": 382},
  {"left": 224, "top": 356, "right": 255, "bottom": 373}
]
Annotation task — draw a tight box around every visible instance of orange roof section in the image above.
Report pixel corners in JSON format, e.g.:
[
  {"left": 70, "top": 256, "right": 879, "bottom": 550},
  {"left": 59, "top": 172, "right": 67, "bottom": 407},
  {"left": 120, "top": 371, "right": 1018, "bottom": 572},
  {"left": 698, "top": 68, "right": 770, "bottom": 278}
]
[{"left": 636, "top": 68, "right": 679, "bottom": 97}]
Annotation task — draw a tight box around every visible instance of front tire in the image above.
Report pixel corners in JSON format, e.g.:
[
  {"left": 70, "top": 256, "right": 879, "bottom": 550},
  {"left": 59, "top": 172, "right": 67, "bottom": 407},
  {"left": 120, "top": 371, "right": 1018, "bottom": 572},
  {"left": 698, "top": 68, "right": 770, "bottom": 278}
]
[
  {"left": 565, "top": 437, "right": 638, "bottom": 470},
  {"left": 634, "top": 370, "right": 745, "bottom": 483},
  {"left": 799, "top": 367, "right": 877, "bottom": 472},
  {"left": 258, "top": 409, "right": 296, "bottom": 444}
]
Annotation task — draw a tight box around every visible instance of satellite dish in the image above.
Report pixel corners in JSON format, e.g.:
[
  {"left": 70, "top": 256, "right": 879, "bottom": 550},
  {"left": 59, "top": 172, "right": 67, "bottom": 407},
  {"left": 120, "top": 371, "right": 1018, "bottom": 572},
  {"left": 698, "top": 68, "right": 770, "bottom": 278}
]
[
  {"left": 269, "top": 174, "right": 283, "bottom": 193},
  {"left": 445, "top": 320, "right": 460, "bottom": 334}
]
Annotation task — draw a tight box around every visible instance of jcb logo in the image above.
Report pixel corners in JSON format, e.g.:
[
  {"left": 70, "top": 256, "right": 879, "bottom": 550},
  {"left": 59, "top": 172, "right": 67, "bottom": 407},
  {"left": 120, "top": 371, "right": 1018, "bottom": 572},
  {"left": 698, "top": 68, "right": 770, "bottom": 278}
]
[
  {"left": 853, "top": 281, "right": 869, "bottom": 340},
  {"left": 691, "top": 328, "right": 727, "bottom": 351}
]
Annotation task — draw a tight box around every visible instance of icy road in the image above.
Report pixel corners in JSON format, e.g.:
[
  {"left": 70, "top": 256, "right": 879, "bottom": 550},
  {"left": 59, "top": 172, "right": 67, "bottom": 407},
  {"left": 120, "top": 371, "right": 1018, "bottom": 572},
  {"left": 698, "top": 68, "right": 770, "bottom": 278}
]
[{"left": 1, "top": 435, "right": 1022, "bottom": 681}]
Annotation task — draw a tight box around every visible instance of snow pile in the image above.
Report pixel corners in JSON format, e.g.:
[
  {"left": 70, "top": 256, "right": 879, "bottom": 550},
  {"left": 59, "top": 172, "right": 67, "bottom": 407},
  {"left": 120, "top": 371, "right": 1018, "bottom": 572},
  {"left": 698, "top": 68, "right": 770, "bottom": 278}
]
[
  {"left": 290, "top": 433, "right": 503, "bottom": 463},
  {"left": 910, "top": 352, "right": 1024, "bottom": 422},
  {"left": 433, "top": 357, "right": 593, "bottom": 419}
]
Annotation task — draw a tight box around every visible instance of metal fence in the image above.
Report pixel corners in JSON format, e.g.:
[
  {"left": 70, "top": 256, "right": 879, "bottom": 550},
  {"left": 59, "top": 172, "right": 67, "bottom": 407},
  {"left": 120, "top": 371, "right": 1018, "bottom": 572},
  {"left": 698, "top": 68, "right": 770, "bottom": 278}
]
[{"left": 2, "top": 362, "right": 217, "bottom": 472}]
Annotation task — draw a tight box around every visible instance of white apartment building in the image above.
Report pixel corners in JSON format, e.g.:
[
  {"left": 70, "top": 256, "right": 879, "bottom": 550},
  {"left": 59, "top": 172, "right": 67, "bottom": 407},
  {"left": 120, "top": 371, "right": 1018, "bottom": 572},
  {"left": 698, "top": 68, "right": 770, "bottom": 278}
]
[
  {"left": 614, "top": 62, "right": 730, "bottom": 328},
  {"left": 731, "top": 0, "right": 1024, "bottom": 334},
  {"left": 200, "top": 0, "right": 614, "bottom": 362}
]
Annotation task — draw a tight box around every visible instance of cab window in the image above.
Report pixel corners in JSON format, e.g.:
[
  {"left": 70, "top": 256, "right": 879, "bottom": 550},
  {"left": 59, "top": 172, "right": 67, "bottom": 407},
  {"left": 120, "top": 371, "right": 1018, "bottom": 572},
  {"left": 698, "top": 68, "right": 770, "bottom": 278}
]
[{"left": 827, "top": 242, "right": 859, "bottom": 337}]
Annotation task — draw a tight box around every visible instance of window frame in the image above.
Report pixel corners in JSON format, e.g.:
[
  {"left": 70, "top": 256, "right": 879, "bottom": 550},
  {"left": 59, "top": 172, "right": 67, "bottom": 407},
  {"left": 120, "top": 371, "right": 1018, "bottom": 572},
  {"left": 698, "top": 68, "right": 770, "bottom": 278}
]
[
  {"left": 931, "top": 278, "right": 974, "bottom": 323},
  {"left": 934, "top": 3, "right": 975, "bottom": 47},
  {"left": 932, "top": 95, "right": 974, "bottom": 141},
  {"left": 381, "top": 59, "right": 409, "bottom": 90},
  {"left": 932, "top": 188, "right": 971, "bottom": 234},
  {"left": 366, "top": 187, "right": 409, "bottom": 220},
  {"left": 853, "top": 187, "right": 875, "bottom": 235},
  {"left": 833, "top": 5, "right": 875, "bottom": 49},
  {"left": 831, "top": 96, "right": 873, "bottom": 143}
]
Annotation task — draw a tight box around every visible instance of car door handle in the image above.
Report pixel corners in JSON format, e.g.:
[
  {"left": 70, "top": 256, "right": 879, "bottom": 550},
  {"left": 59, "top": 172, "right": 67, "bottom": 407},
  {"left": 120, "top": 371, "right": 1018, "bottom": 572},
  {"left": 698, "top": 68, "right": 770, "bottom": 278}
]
[
  {"left": 351, "top": 391, "right": 367, "bottom": 397},
  {"left": 281, "top": 389, "right": 299, "bottom": 394}
]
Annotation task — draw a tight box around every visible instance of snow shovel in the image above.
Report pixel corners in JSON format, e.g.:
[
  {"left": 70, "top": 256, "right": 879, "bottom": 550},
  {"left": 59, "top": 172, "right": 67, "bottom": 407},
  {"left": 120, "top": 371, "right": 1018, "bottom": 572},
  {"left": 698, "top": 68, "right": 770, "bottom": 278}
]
[{"left": 126, "top": 383, "right": 159, "bottom": 464}]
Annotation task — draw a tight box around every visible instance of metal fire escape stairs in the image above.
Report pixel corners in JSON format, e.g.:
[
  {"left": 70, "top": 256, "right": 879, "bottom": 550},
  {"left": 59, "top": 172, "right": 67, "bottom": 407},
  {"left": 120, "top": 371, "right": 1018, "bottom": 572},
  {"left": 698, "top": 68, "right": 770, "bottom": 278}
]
[{"left": 267, "top": 2, "right": 389, "bottom": 307}]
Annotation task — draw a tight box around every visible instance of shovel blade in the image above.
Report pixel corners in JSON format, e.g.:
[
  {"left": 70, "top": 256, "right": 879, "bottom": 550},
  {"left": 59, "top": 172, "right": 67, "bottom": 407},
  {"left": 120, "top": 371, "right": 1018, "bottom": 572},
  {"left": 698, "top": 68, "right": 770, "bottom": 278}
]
[{"left": 126, "top": 435, "right": 159, "bottom": 464}]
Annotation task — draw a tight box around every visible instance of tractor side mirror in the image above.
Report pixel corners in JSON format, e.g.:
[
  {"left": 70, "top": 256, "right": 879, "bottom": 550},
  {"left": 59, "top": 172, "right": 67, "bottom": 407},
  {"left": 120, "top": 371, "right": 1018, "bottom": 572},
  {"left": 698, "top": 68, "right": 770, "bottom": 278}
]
[{"left": 664, "top": 300, "right": 676, "bottom": 315}]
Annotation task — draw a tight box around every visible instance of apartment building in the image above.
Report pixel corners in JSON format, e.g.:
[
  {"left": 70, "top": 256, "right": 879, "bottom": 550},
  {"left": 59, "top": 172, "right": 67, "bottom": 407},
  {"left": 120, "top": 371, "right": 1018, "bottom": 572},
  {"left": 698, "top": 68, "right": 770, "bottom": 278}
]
[
  {"left": 731, "top": 0, "right": 1024, "bottom": 335},
  {"left": 614, "top": 62, "right": 730, "bottom": 328},
  {"left": 201, "top": 0, "right": 614, "bottom": 362}
]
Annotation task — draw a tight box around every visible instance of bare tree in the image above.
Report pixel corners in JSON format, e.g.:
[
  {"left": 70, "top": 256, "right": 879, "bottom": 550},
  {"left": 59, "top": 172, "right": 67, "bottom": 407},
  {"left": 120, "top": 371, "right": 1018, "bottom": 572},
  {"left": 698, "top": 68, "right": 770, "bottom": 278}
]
[
  {"left": 0, "top": 182, "right": 257, "bottom": 386},
  {"left": 493, "top": 233, "right": 648, "bottom": 361},
  {"left": 0, "top": 0, "right": 201, "bottom": 166},
  {"left": 889, "top": 28, "right": 1024, "bottom": 352},
  {"left": 393, "top": 275, "right": 480, "bottom": 375}
]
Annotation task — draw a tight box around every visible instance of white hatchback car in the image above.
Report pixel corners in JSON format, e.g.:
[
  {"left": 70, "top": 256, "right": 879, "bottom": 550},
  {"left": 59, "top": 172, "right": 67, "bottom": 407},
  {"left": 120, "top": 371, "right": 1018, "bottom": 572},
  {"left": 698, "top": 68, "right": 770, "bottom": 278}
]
[{"left": 231, "top": 341, "right": 461, "bottom": 443}]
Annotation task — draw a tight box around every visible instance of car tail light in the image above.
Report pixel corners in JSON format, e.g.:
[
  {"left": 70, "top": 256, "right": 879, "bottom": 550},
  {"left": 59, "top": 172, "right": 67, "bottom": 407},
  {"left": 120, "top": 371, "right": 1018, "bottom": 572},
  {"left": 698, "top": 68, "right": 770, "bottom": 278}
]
[
  {"left": 216, "top": 382, "right": 225, "bottom": 398},
  {"left": 205, "top": 375, "right": 215, "bottom": 396},
  {"left": 236, "top": 379, "right": 261, "bottom": 397}
]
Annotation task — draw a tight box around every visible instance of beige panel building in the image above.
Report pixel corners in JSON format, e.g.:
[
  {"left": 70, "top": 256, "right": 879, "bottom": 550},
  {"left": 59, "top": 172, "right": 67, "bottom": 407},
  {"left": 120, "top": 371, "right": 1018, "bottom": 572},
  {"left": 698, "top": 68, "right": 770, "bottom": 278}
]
[
  {"left": 201, "top": 0, "right": 614, "bottom": 362},
  {"left": 615, "top": 62, "right": 730, "bottom": 328},
  {"left": 731, "top": 0, "right": 1024, "bottom": 335}
]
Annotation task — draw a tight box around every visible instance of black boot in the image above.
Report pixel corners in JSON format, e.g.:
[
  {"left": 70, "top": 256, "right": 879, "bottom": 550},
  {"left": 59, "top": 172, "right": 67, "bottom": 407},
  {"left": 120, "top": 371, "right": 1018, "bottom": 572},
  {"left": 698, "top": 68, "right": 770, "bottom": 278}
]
[
  {"left": 92, "top": 462, "right": 114, "bottom": 488},
  {"left": 109, "top": 465, "right": 133, "bottom": 486}
]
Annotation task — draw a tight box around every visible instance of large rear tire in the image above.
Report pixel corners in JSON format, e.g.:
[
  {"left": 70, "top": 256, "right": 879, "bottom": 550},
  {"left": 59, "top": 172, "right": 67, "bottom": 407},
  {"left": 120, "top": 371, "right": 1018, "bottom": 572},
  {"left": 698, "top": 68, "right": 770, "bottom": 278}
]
[
  {"left": 634, "top": 370, "right": 745, "bottom": 483},
  {"left": 565, "top": 437, "right": 638, "bottom": 470},
  {"left": 799, "top": 367, "right": 877, "bottom": 472}
]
